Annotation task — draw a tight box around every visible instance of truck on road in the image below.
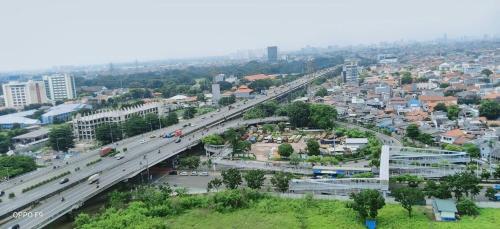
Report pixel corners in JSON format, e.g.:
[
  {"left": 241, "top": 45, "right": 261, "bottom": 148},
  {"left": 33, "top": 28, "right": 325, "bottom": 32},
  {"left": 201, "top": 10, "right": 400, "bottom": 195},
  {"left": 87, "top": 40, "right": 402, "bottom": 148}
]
[
  {"left": 100, "top": 147, "right": 114, "bottom": 157},
  {"left": 88, "top": 173, "right": 100, "bottom": 184}
]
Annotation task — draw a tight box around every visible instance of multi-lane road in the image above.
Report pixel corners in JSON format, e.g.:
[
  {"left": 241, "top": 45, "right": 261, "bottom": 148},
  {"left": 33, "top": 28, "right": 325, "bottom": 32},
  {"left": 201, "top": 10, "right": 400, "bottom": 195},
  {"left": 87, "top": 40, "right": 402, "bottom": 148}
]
[{"left": 0, "top": 67, "right": 336, "bottom": 228}]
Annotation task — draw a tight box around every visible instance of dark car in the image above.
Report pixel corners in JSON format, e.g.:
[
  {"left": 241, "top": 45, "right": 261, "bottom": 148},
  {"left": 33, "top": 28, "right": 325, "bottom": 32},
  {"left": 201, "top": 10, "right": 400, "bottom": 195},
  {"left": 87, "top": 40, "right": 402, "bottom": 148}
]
[
  {"left": 0, "top": 190, "right": 5, "bottom": 197},
  {"left": 175, "top": 138, "right": 181, "bottom": 143},
  {"left": 59, "top": 178, "right": 69, "bottom": 184},
  {"left": 8, "top": 224, "right": 20, "bottom": 229}
]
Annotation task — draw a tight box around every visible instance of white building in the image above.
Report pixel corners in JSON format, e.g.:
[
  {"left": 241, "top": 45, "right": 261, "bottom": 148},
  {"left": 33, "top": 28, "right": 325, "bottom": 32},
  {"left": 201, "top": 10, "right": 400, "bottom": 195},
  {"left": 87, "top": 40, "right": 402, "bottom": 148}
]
[
  {"left": 2, "top": 81, "right": 49, "bottom": 108},
  {"left": 43, "top": 74, "right": 77, "bottom": 101},
  {"left": 212, "top": 84, "right": 221, "bottom": 105},
  {"left": 342, "top": 59, "right": 360, "bottom": 85},
  {"left": 72, "top": 102, "right": 168, "bottom": 141}
]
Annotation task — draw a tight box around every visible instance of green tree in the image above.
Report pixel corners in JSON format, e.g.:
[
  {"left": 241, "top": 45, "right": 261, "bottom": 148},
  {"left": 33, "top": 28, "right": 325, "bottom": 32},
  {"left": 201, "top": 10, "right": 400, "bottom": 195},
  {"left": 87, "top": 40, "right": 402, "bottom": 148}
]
[
  {"left": 144, "top": 113, "right": 161, "bottom": 130},
  {"left": 440, "top": 83, "right": 450, "bottom": 88},
  {"left": 207, "top": 178, "right": 223, "bottom": 192},
  {"left": 479, "top": 100, "right": 500, "bottom": 120},
  {"left": 445, "top": 171, "right": 481, "bottom": 199},
  {"left": 480, "top": 169, "right": 491, "bottom": 180},
  {"left": 463, "top": 143, "right": 480, "bottom": 158},
  {"left": 446, "top": 105, "right": 460, "bottom": 120},
  {"left": 196, "top": 93, "right": 206, "bottom": 102},
  {"left": 347, "top": 189, "right": 386, "bottom": 220},
  {"left": 221, "top": 168, "right": 242, "bottom": 189},
  {"left": 309, "top": 104, "right": 337, "bottom": 129},
  {"left": 124, "top": 115, "right": 148, "bottom": 137},
  {"left": 48, "top": 124, "right": 74, "bottom": 152},
  {"left": 405, "top": 124, "right": 420, "bottom": 139},
  {"left": 456, "top": 198, "right": 479, "bottom": 216},
  {"left": 95, "top": 123, "right": 123, "bottom": 144},
  {"left": 481, "top": 68, "right": 493, "bottom": 76},
  {"left": 485, "top": 187, "right": 497, "bottom": 201},
  {"left": 314, "top": 87, "right": 328, "bottom": 97},
  {"left": 219, "top": 95, "right": 236, "bottom": 106},
  {"left": 165, "top": 112, "right": 179, "bottom": 126},
  {"left": 495, "top": 166, "right": 500, "bottom": 179},
  {"left": 202, "top": 134, "right": 225, "bottom": 145},
  {"left": 271, "top": 172, "right": 293, "bottom": 193},
  {"left": 393, "top": 187, "right": 424, "bottom": 217},
  {"left": 178, "top": 156, "right": 200, "bottom": 170},
  {"left": 289, "top": 153, "right": 301, "bottom": 166},
  {"left": 400, "top": 72, "right": 413, "bottom": 85},
  {"left": 278, "top": 143, "right": 294, "bottom": 158},
  {"left": 286, "top": 101, "right": 310, "bottom": 127},
  {"left": 423, "top": 180, "right": 452, "bottom": 199},
  {"left": 108, "top": 190, "right": 131, "bottom": 209},
  {"left": 243, "top": 170, "right": 266, "bottom": 190},
  {"left": 183, "top": 106, "right": 197, "bottom": 119},
  {"left": 306, "top": 139, "right": 320, "bottom": 156},
  {"left": 434, "top": 103, "right": 448, "bottom": 112}
]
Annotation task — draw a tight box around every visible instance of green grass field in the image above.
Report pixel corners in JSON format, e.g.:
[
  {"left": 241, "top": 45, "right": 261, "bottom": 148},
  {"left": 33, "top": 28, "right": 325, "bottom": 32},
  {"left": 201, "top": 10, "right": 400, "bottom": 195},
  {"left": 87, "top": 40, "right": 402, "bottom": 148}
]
[{"left": 167, "top": 197, "right": 500, "bottom": 229}]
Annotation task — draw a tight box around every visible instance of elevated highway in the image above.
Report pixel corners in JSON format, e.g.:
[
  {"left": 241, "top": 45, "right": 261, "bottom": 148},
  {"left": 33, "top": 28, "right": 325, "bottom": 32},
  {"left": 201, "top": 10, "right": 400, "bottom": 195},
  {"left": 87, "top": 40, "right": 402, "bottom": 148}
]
[{"left": 0, "top": 67, "right": 336, "bottom": 228}]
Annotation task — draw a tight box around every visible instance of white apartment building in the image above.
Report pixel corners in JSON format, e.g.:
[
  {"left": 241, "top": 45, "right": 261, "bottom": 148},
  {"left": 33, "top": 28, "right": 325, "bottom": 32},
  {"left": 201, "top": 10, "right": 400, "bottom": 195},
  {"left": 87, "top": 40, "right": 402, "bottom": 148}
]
[
  {"left": 2, "top": 81, "right": 49, "bottom": 108},
  {"left": 43, "top": 74, "right": 77, "bottom": 101},
  {"left": 72, "top": 102, "right": 169, "bottom": 141}
]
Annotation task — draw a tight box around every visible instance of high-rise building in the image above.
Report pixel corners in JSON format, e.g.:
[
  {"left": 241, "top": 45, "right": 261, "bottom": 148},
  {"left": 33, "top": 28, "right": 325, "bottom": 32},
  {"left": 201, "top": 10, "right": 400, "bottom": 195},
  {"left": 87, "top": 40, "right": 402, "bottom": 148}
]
[
  {"left": 2, "top": 81, "right": 49, "bottom": 108},
  {"left": 43, "top": 74, "right": 77, "bottom": 101},
  {"left": 342, "top": 59, "right": 360, "bottom": 85},
  {"left": 267, "top": 46, "right": 278, "bottom": 62},
  {"left": 212, "top": 84, "right": 221, "bottom": 105}
]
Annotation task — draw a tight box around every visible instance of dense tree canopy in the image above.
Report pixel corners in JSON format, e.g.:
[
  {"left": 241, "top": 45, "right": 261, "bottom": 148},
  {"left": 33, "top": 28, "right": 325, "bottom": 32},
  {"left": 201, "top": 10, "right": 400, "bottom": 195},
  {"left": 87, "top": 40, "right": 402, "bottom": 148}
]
[
  {"left": 202, "top": 134, "right": 225, "bottom": 145},
  {"left": 48, "top": 124, "right": 74, "bottom": 152},
  {"left": 0, "top": 155, "right": 37, "bottom": 179},
  {"left": 285, "top": 101, "right": 310, "bottom": 127},
  {"left": 95, "top": 123, "right": 123, "bottom": 144},
  {"left": 309, "top": 104, "right": 337, "bottom": 129},
  {"left": 479, "top": 100, "right": 500, "bottom": 120},
  {"left": 278, "top": 143, "right": 294, "bottom": 158},
  {"left": 221, "top": 168, "right": 242, "bottom": 189},
  {"left": 393, "top": 187, "right": 424, "bottom": 217},
  {"left": 243, "top": 169, "right": 266, "bottom": 190},
  {"left": 347, "top": 189, "right": 385, "bottom": 220},
  {"left": 306, "top": 139, "right": 320, "bottom": 156},
  {"left": 271, "top": 171, "right": 293, "bottom": 193}
]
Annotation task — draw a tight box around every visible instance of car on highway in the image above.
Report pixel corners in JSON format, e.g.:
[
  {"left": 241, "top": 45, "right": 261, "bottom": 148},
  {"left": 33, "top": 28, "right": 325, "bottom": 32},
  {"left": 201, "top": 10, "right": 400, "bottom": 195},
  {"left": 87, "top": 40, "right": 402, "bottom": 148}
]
[
  {"left": 114, "top": 153, "right": 125, "bottom": 160},
  {"left": 59, "top": 177, "right": 69, "bottom": 184},
  {"left": 199, "top": 171, "right": 209, "bottom": 176},
  {"left": 190, "top": 171, "right": 198, "bottom": 176},
  {"left": 149, "top": 134, "right": 156, "bottom": 138},
  {"left": 174, "top": 138, "right": 181, "bottom": 143},
  {"left": 179, "top": 171, "right": 188, "bottom": 176},
  {"left": 88, "top": 173, "right": 100, "bottom": 184},
  {"left": 0, "top": 190, "right": 4, "bottom": 197},
  {"left": 139, "top": 139, "right": 146, "bottom": 144}
]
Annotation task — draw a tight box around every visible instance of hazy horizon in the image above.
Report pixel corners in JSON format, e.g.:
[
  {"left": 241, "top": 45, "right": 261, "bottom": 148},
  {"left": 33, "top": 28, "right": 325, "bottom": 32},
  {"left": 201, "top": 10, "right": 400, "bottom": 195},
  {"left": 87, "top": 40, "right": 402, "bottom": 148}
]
[{"left": 1, "top": 0, "right": 499, "bottom": 72}]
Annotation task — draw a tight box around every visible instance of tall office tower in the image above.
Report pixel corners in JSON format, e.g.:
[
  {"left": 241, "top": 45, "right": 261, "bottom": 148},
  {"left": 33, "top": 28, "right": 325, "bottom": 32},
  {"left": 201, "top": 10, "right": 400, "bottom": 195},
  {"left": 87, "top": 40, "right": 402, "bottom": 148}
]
[
  {"left": 43, "top": 74, "right": 77, "bottom": 101},
  {"left": 212, "top": 83, "right": 221, "bottom": 105},
  {"left": 342, "top": 59, "right": 360, "bottom": 86},
  {"left": 2, "top": 80, "right": 49, "bottom": 108},
  {"left": 267, "top": 46, "right": 278, "bottom": 62}
]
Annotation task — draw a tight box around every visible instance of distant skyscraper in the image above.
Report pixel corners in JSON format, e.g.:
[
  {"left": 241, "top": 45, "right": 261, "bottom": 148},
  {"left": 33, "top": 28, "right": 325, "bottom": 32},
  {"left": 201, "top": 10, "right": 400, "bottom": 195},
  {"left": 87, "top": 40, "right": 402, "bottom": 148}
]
[
  {"left": 342, "top": 59, "right": 359, "bottom": 86},
  {"left": 267, "top": 46, "right": 278, "bottom": 62},
  {"left": 43, "top": 74, "right": 77, "bottom": 101},
  {"left": 2, "top": 80, "right": 49, "bottom": 108}
]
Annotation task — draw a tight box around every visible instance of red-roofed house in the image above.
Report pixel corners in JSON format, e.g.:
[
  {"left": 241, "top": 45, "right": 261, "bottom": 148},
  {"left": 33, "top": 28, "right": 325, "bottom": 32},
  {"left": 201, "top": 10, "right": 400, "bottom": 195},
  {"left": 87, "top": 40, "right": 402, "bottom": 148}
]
[
  {"left": 244, "top": 74, "right": 275, "bottom": 82},
  {"left": 234, "top": 85, "right": 253, "bottom": 98},
  {"left": 440, "top": 129, "right": 468, "bottom": 144}
]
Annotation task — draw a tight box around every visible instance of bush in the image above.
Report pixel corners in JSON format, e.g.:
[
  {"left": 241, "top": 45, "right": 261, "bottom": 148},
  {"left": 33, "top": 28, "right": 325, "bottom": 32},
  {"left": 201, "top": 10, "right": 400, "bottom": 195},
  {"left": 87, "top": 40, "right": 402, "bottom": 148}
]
[
  {"left": 457, "top": 198, "right": 479, "bottom": 216},
  {"left": 8, "top": 192, "right": 15, "bottom": 198}
]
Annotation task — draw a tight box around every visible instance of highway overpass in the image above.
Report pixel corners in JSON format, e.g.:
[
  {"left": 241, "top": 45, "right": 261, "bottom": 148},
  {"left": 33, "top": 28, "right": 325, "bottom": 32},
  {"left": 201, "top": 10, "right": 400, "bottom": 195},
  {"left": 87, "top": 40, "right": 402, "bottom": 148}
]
[{"left": 0, "top": 67, "right": 336, "bottom": 229}]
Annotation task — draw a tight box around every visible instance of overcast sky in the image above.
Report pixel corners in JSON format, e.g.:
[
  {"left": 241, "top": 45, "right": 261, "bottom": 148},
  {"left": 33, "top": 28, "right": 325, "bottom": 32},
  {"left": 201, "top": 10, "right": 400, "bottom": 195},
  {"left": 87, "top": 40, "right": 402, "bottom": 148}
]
[{"left": 0, "top": 0, "right": 498, "bottom": 71}]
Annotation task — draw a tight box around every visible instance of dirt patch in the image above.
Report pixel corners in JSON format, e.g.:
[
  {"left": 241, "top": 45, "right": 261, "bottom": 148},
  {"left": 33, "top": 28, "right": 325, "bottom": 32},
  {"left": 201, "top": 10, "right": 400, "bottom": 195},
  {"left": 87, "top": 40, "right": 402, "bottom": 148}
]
[{"left": 250, "top": 142, "right": 306, "bottom": 161}]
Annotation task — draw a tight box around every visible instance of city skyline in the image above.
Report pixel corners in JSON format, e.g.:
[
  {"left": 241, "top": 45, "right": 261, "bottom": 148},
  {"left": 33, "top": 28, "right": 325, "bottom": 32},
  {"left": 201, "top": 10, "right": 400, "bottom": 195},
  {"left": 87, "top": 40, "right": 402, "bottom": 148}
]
[{"left": 0, "top": 0, "right": 499, "bottom": 71}]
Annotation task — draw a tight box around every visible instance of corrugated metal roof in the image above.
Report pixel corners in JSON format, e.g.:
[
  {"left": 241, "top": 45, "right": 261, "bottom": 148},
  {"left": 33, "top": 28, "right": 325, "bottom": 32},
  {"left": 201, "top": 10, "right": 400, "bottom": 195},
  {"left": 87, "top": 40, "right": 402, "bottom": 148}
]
[{"left": 433, "top": 199, "right": 457, "bottom": 213}]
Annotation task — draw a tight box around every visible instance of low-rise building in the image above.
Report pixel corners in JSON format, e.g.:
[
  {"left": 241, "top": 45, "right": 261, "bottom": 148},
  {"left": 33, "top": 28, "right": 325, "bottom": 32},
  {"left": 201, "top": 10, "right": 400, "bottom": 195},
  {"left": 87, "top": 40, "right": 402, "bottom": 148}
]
[
  {"left": 72, "top": 102, "right": 168, "bottom": 141},
  {"left": 41, "top": 103, "right": 92, "bottom": 124},
  {"left": 432, "top": 199, "right": 458, "bottom": 221}
]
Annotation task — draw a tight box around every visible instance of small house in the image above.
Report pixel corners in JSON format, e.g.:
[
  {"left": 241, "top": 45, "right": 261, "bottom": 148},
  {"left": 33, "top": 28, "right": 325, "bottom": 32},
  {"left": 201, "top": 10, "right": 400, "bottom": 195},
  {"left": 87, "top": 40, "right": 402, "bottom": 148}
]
[{"left": 432, "top": 199, "right": 458, "bottom": 221}]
